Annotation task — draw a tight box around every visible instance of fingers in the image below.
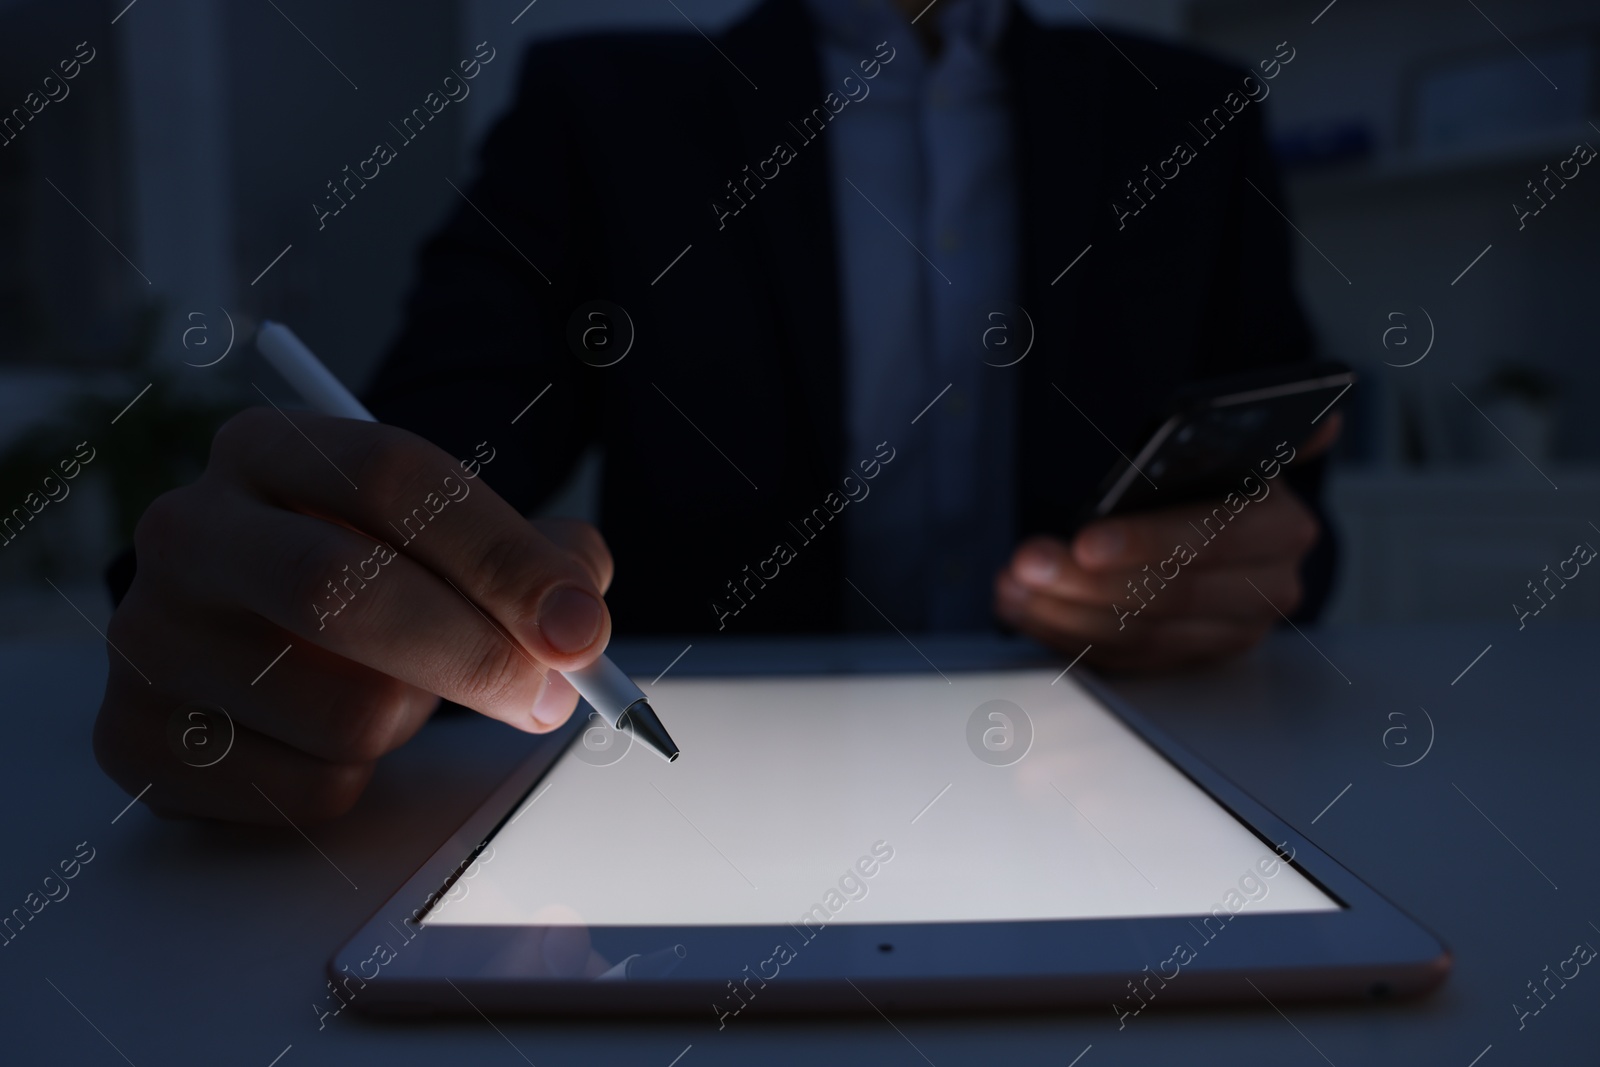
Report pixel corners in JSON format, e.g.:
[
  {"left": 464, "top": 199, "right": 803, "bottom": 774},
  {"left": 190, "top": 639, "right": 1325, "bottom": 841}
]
[
  {"left": 999, "top": 510, "right": 1306, "bottom": 671},
  {"left": 999, "top": 566, "right": 1281, "bottom": 638},
  {"left": 93, "top": 412, "right": 613, "bottom": 825},
  {"left": 1006, "top": 540, "right": 1304, "bottom": 623},
  {"left": 1010, "top": 434, "right": 1322, "bottom": 672},
  {"left": 208, "top": 408, "right": 610, "bottom": 671},
  {"left": 116, "top": 599, "right": 441, "bottom": 763},
  {"left": 530, "top": 672, "right": 581, "bottom": 733},
  {"left": 151, "top": 486, "right": 561, "bottom": 732},
  {"left": 999, "top": 568, "right": 1131, "bottom": 642},
  {"left": 1300, "top": 411, "right": 1342, "bottom": 461},
  {"left": 996, "top": 570, "right": 1270, "bottom": 673},
  {"left": 93, "top": 537, "right": 581, "bottom": 825},
  {"left": 93, "top": 666, "right": 379, "bottom": 825},
  {"left": 1066, "top": 488, "right": 1320, "bottom": 573}
]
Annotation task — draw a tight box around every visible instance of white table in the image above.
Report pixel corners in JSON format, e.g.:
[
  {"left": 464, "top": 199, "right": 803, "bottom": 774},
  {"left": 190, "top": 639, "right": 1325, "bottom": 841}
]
[{"left": 1, "top": 627, "right": 1594, "bottom": 1065}]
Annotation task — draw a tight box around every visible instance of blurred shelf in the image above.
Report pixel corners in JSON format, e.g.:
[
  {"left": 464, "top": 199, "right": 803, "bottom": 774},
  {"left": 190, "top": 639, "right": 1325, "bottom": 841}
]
[
  {"left": 1285, "top": 122, "right": 1599, "bottom": 202},
  {"left": 1324, "top": 464, "right": 1600, "bottom": 623},
  {"left": 1330, "top": 464, "right": 1600, "bottom": 489}
]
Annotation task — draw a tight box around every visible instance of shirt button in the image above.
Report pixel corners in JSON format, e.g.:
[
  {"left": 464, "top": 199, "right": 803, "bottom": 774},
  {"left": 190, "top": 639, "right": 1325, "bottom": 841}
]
[
  {"left": 946, "top": 390, "right": 968, "bottom": 415},
  {"left": 939, "top": 229, "right": 961, "bottom": 252},
  {"left": 942, "top": 560, "right": 965, "bottom": 585}
]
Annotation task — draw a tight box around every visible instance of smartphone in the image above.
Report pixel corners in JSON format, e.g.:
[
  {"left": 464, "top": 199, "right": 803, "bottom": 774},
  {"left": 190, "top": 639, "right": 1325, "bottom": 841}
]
[{"left": 1077, "top": 360, "right": 1355, "bottom": 527}]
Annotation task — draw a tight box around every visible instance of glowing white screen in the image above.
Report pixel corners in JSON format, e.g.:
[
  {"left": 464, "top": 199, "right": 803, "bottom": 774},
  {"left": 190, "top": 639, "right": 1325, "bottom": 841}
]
[{"left": 425, "top": 670, "right": 1339, "bottom": 926}]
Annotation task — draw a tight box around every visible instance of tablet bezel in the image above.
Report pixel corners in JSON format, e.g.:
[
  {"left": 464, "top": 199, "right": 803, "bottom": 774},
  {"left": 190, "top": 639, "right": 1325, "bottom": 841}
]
[{"left": 330, "top": 644, "right": 1450, "bottom": 1017}]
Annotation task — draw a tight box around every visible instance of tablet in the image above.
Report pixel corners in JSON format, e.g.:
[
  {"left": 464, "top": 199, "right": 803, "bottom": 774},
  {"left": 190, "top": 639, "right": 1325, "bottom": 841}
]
[{"left": 330, "top": 657, "right": 1450, "bottom": 1019}]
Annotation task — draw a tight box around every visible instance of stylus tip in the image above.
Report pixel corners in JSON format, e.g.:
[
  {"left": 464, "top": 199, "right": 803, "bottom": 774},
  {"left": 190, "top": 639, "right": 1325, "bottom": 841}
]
[{"left": 622, "top": 700, "right": 680, "bottom": 763}]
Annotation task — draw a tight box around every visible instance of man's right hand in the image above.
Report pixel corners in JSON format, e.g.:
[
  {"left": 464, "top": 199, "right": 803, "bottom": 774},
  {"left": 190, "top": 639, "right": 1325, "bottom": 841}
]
[{"left": 94, "top": 408, "right": 614, "bottom": 823}]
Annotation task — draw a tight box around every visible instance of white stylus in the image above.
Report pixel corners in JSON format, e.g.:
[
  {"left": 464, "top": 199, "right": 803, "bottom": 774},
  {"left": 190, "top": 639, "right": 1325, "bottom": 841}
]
[{"left": 255, "top": 320, "right": 679, "bottom": 762}]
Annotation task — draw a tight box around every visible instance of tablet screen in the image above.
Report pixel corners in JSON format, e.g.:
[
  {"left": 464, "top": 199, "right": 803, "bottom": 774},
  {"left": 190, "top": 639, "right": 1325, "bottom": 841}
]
[{"left": 423, "top": 670, "right": 1340, "bottom": 927}]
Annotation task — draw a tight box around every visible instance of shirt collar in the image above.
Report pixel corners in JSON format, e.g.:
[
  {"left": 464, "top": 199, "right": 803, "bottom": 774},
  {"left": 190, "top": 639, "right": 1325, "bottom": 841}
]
[{"left": 802, "top": 0, "right": 1010, "bottom": 59}]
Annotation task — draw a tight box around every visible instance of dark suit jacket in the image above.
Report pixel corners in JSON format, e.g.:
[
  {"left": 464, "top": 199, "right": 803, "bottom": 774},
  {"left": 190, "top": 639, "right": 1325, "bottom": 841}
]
[{"left": 364, "top": 0, "right": 1333, "bottom": 636}]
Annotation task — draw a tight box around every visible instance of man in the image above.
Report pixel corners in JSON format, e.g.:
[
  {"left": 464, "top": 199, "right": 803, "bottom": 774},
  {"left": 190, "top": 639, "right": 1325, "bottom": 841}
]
[{"left": 96, "top": 0, "right": 1333, "bottom": 822}]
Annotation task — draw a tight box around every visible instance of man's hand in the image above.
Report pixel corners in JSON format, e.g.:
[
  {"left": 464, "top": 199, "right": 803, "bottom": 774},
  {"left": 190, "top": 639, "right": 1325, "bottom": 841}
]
[
  {"left": 95, "top": 408, "right": 614, "bottom": 823},
  {"left": 994, "top": 418, "right": 1339, "bottom": 673}
]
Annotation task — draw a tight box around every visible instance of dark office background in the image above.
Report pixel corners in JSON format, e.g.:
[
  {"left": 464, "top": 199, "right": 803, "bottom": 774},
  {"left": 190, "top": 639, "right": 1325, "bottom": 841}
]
[{"left": 2, "top": 0, "right": 1597, "bottom": 632}]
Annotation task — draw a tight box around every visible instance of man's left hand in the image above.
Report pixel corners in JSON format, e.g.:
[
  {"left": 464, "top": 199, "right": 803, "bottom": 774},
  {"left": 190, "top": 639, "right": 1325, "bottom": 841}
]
[{"left": 993, "top": 418, "right": 1339, "bottom": 673}]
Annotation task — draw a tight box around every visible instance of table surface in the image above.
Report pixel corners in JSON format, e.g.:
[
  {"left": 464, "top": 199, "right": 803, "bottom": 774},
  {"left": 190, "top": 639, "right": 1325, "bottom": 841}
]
[{"left": 1, "top": 625, "right": 1595, "bottom": 1066}]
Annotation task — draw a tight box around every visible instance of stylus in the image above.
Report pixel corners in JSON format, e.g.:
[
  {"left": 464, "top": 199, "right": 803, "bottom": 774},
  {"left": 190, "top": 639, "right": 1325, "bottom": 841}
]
[
  {"left": 596, "top": 943, "right": 688, "bottom": 981},
  {"left": 256, "top": 320, "right": 681, "bottom": 763}
]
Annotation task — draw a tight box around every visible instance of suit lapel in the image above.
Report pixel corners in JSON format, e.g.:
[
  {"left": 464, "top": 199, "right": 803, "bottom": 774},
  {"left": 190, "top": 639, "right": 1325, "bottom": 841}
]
[
  {"left": 720, "top": 0, "right": 844, "bottom": 492},
  {"left": 1004, "top": 7, "right": 1116, "bottom": 532},
  {"left": 1006, "top": 3, "right": 1108, "bottom": 331}
]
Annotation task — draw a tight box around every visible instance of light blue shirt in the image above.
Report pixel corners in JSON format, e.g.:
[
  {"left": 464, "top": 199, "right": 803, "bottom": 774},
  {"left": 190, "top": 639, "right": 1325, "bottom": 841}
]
[{"left": 805, "top": 0, "right": 1018, "bottom": 631}]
